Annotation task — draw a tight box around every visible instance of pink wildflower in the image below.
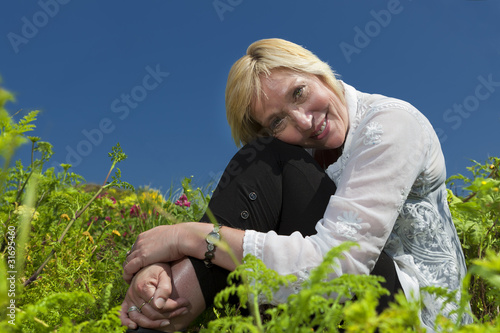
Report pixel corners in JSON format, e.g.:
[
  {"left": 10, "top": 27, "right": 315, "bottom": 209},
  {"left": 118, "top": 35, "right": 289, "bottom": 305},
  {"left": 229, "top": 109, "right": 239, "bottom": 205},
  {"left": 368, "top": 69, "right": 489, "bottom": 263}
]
[
  {"left": 130, "top": 204, "right": 141, "bottom": 217},
  {"left": 174, "top": 194, "right": 191, "bottom": 208}
]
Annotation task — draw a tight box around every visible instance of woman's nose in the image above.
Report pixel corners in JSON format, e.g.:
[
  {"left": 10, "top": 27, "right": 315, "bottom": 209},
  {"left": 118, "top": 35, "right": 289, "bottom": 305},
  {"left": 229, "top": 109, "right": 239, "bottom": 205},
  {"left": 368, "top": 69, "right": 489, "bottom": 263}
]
[{"left": 289, "top": 109, "right": 313, "bottom": 131}]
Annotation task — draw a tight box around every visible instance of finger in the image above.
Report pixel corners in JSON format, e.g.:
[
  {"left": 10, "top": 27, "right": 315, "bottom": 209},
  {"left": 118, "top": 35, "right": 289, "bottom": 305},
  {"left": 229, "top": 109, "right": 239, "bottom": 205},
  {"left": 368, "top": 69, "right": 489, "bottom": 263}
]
[
  {"left": 139, "top": 303, "right": 189, "bottom": 320},
  {"left": 163, "top": 297, "right": 190, "bottom": 312},
  {"left": 128, "top": 306, "right": 171, "bottom": 329},
  {"left": 150, "top": 264, "right": 173, "bottom": 311},
  {"left": 123, "top": 255, "right": 145, "bottom": 284},
  {"left": 166, "top": 305, "right": 189, "bottom": 319},
  {"left": 120, "top": 299, "right": 138, "bottom": 330},
  {"left": 124, "top": 293, "right": 168, "bottom": 324},
  {"left": 137, "top": 303, "right": 172, "bottom": 321}
]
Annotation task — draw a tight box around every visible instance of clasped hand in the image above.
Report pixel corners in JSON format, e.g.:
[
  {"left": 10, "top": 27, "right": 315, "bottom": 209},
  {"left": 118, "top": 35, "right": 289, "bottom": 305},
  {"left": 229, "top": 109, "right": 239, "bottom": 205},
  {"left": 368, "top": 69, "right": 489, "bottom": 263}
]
[
  {"left": 120, "top": 262, "right": 189, "bottom": 331},
  {"left": 121, "top": 224, "right": 193, "bottom": 330},
  {"left": 123, "top": 224, "right": 185, "bottom": 283}
]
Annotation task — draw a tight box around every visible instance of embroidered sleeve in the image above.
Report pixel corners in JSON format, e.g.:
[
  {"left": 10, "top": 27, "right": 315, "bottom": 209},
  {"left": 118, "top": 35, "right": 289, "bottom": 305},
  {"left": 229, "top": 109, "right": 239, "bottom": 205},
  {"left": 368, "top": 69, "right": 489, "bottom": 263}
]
[{"left": 243, "top": 102, "right": 433, "bottom": 302}]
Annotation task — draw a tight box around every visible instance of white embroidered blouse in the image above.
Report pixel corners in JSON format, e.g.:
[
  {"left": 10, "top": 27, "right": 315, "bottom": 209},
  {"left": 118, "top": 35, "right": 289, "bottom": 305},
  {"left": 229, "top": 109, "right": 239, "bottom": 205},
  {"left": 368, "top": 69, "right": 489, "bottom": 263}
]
[{"left": 242, "top": 82, "right": 472, "bottom": 329}]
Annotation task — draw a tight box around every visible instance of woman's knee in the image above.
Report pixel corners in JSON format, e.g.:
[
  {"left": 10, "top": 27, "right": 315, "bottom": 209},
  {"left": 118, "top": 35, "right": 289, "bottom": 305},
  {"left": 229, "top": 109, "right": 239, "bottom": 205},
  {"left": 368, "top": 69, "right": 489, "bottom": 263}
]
[{"left": 215, "top": 137, "right": 309, "bottom": 189}]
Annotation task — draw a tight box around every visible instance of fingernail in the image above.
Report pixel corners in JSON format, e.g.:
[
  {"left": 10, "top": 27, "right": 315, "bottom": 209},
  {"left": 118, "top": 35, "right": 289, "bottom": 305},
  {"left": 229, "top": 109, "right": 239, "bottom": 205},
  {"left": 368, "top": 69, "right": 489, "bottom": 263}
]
[
  {"left": 155, "top": 297, "right": 166, "bottom": 308},
  {"left": 181, "top": 309, "right": 189, "bottom": 316},
  {"left": 160, "top": 320, "right": 170, "bottom": 327}
]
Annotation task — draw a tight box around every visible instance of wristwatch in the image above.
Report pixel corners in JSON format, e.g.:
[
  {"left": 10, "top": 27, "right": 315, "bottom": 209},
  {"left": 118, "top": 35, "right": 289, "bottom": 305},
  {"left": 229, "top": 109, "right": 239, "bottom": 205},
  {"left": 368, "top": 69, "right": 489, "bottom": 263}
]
[{"left": 204, "top": 225, "right": 221, "bottom": 268}]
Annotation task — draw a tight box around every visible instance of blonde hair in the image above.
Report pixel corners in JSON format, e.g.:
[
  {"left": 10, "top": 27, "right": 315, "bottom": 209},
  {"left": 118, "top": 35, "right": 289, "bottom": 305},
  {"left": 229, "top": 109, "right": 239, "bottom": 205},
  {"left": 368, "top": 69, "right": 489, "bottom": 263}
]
[{"left": 225, "top": 38, "right": 344, "bottom": 147}]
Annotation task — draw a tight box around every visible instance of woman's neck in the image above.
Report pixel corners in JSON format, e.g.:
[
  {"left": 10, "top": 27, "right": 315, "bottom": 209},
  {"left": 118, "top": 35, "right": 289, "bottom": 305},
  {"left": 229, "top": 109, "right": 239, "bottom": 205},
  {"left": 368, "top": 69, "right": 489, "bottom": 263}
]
[{"left": 313, "top": 147, "right": 343, "bottom": 170}]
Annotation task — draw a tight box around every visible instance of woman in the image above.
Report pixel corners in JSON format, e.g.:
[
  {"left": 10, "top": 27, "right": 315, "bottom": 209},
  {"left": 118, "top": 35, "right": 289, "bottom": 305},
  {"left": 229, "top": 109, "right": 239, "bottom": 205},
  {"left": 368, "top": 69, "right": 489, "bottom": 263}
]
[{"left": 121, "top": 38, "right": 471, "bottom": 332}]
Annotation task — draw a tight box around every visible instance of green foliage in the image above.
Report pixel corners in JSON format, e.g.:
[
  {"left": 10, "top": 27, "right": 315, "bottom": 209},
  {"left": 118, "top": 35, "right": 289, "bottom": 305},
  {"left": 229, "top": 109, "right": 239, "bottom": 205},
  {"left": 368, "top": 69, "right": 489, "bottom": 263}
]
[
  {"left": 205, "top": 243, "right": 423, "bottom": 333},
  {"left": 447, "top": 157, "right": 500, "bottom": 322},
  {"left": 1, "top": 81, "right": 499, "bottom": 332}
]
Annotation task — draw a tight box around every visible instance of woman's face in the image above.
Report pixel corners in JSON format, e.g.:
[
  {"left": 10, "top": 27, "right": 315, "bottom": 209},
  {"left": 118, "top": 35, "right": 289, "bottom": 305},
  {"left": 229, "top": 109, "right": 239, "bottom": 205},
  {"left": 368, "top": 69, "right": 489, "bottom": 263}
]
[{"left": 252, "top": 69, "right": 349, "bottom": 150}]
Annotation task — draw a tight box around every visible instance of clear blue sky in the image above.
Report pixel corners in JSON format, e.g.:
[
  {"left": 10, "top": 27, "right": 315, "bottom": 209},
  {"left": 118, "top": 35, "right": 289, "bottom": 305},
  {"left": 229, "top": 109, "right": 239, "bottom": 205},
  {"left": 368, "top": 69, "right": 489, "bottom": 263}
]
[{"left": 2, "top": 0, "right": 499, "bottom": 192}]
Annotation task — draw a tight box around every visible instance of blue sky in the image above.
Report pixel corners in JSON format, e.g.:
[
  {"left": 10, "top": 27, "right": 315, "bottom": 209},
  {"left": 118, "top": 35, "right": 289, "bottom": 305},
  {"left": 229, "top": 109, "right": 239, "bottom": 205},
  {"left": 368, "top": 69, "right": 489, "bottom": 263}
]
[{"left": 2, "top": 0, "right": 499, "bottom": 193}]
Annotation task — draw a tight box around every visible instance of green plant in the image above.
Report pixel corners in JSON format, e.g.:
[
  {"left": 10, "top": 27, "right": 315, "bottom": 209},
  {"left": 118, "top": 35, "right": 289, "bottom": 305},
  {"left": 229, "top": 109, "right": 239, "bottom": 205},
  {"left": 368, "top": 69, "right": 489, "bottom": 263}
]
[{"left": 447, "top": 157, "right": 500, "bottom": 321}]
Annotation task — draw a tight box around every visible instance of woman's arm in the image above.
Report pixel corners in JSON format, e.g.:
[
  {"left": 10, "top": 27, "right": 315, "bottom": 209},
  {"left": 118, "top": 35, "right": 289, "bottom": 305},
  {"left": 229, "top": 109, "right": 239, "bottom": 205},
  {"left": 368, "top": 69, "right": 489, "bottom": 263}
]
[{"left": 123, "top": 223, "right": 245, "bottom": 284}]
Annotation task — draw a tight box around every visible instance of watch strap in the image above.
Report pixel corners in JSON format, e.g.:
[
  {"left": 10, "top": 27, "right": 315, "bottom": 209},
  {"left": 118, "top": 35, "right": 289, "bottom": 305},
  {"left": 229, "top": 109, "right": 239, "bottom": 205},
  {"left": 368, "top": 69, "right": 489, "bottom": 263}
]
[{"left": 204, "top": 225, "right": 221, "bottom": 268}]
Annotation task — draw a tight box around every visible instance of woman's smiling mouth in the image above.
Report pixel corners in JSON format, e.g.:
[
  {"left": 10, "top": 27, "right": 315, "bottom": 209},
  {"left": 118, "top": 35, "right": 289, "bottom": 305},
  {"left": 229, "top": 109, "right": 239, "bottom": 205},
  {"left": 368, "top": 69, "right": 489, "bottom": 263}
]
[{"left": 311, "top": 116, "right": 328, "bottom": 139}]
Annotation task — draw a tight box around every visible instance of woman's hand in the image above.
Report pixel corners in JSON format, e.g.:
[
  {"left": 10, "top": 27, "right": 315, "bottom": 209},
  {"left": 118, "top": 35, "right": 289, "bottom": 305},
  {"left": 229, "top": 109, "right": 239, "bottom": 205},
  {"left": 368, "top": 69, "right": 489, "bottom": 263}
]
[
  {"left": 123, "top": 224, "right": 186, "bottom": 283},
  {"left": 120, "top": 262, "right": 190, "bottom": 331}
]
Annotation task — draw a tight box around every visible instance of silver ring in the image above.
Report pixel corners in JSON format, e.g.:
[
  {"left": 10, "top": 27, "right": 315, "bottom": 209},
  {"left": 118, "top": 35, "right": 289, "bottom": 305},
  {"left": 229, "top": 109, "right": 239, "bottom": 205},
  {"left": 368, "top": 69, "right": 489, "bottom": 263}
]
[
  {"left": 148, "top": 296, "right": 154, "bottom": 304},
  {"left": 138, "top": 301, "right": 147, "bottom": 311},
  {"left": 127, "top": 305, "right": 140, "bottom": 313},
  {"left": 126, "top": 243, "right": 135, "bottom": 256}
]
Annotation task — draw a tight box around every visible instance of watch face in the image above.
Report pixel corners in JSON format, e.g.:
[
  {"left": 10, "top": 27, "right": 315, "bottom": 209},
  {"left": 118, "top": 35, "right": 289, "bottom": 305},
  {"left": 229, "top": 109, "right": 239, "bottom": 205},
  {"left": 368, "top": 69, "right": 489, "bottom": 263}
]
[
  {"left": 212, "top": 231, "right": 221, "bottom": 241},
  {"left": 207, "top": 231, "right": 220, "bottom": 244}
]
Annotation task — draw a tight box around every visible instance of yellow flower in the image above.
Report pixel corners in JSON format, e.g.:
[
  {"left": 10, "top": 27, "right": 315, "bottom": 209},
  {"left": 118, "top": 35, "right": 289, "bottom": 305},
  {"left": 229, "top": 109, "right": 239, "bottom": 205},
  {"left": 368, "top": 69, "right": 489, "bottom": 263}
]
[
  {"left": 82, "top": 231, "right": 94, "bottom": 244},
  {"left": 112, "top": 230, "right": 121, "bottom": 237},
  {"left": 140, "top": 189, "right": 165, "bottom": 205},
  {"left": 490, "top": 164, "right": 495, "bottom": 169},
  {"left": 61, "top": 213, "right": 70, "bottom": 221},
  {"left": 481, "top": 181, "right": 487, "bottom": 185},
  {"left": 493, "top": 187, "right": 499, "bottom": 192},
  {"left": 120, "top": 193, "right": 139, "bottom": 207}
]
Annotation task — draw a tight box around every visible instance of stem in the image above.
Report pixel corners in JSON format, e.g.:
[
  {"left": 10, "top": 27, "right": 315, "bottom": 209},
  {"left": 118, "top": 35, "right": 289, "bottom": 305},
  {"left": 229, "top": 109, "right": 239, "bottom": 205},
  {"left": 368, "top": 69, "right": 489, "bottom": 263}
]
[
  {"left": 24, "top": 186, "right": 105, "bottom": 287},
  {"left": 251, "top": 288, "right": 264, "bottom": 332},
  {"left": 88, "top": 228, "right": 108, "bottom": 261},
  {"left": 31, "top": 140, "right": 35, "bottom": 168},
  {"left": 478, "top": 219, "right": 498, "bottom": 259},
  {"left": 102, "top": 162, "right": 116, "bottom": 187},
  {"left": 15, "top": 169, "right": 33, "bottom": 204},
  {"left": 462, "top": 192, "right": 476, "bottom": 203}
]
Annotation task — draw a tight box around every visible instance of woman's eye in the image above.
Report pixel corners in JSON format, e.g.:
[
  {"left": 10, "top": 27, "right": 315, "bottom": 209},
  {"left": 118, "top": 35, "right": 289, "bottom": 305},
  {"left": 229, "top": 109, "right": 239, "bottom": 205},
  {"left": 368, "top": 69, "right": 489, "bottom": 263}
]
[
  {"left": 293, "top": 86, "right": 305, "bottom": 100},
  {"left": 270, "top": 117, "right": 286, "bottom": 133}
]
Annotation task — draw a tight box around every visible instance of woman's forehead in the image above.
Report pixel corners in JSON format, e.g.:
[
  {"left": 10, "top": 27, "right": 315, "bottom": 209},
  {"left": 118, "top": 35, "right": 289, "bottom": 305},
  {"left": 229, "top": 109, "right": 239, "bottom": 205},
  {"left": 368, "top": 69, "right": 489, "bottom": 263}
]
[
  {"left": 261, "top": 68, "right": 310, "bottom": 86},
  {"left": 258, "top": 69, "right": 315, "bottom": 99}
]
